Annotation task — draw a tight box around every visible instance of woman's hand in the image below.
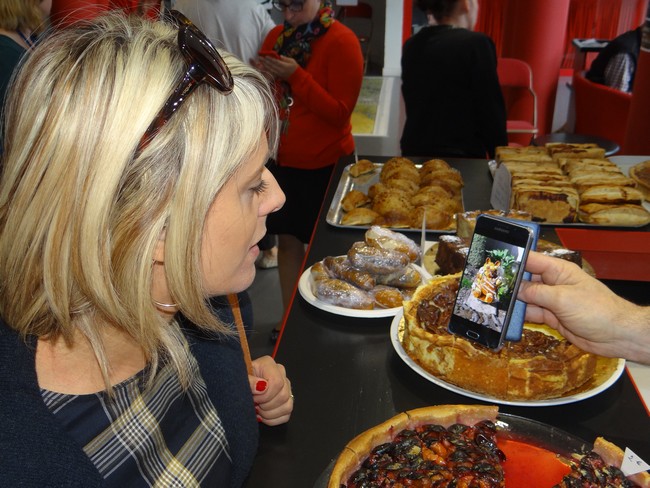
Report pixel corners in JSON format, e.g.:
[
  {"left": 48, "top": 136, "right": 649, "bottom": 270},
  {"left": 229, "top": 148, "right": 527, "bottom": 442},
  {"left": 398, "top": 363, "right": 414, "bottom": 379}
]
[
  {"left": 249, "top": 355, "right": 294, "bottom": 426},
  {"left": 259, "top": 55, "right": 298, "bottom": 81}
]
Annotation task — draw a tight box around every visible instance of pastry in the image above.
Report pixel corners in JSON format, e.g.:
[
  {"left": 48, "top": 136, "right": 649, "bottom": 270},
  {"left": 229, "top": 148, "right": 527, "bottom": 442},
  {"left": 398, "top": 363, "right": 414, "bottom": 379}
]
[
  {"left": 511, "top": 184, "right": 579, "bottom": 223},
  {"left": 340, "top": 189, "right": 370, "bottom": 212},
  {"left": 630, "top": 159, "right": 650, "bottom": 200},
  {"left": 578, "top": 203, "right": 650, "bottom": 227},
  {"left": 340, "top": 207, "right": 379, "bottom": 226},
  {"left": 348, "top": 158, "right": 375, "bottom": 177},
  {"left": 401, "top": 274, "right": 600, "bottom": 401}
]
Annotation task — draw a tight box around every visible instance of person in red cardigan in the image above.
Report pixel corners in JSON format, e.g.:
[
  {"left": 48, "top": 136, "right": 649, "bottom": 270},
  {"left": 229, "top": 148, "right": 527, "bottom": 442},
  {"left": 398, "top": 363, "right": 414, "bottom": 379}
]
[
  {"left": 258, "top": 0, "right": 363, "bottom": 331},
  {"left": 50, "top": 0, "right": 158, "bottom": 27}
]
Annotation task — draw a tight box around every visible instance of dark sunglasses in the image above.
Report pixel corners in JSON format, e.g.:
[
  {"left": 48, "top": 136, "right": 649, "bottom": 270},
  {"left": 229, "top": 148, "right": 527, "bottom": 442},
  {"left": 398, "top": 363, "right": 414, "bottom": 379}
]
[
  {"left": 272, "top": 0, "right": 304, "bottom": 12},
  {"left": 137, "top": 10, "right": 234, "bottom": 154}
]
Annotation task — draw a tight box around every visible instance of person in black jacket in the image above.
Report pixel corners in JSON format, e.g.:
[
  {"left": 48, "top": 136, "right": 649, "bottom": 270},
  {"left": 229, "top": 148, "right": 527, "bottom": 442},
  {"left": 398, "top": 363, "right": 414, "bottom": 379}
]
[
  {"left": 401, "top": 0, "right": 507, "bottom": 159},
  {"left": 586, "top": 26, "right": 642, "bottom": 93}
]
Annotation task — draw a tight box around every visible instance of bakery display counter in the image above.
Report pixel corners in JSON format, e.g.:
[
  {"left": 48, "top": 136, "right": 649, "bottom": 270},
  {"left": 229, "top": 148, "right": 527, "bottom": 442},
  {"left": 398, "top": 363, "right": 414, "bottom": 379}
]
[{"left": 243, "top": 156, "right": 650, "bottom": 488}]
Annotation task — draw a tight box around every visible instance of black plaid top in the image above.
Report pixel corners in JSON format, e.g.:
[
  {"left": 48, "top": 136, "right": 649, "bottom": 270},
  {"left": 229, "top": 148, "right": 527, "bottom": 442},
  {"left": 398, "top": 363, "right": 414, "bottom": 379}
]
[{"left": 41, "top": 355, "right": 231, "bottom": 487}]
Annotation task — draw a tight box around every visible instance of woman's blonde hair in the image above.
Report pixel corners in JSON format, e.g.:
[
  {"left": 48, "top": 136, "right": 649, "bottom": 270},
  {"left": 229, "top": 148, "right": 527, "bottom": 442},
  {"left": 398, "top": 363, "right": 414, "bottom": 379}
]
[
  {"left": 0, "top": 0, "right": 47, "bottom": 33},
  {"left": 0, "top": 12, "right": 279, "bottom": 388}
]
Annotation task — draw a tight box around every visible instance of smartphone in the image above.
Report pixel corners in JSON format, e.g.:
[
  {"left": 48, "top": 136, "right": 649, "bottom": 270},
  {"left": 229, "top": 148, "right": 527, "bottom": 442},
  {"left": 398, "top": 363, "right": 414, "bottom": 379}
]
[
  {"left": 447, "top": 214, "right": 537, "bottom": 351},
  {"left": 258, "top": 50, "right": 280, "bottom": 59}
]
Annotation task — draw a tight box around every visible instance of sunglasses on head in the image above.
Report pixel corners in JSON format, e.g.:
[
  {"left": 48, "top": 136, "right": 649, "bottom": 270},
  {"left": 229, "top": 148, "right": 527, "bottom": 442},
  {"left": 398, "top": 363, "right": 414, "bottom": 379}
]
[
  {"left": 272, "top": 0, "right": 304, "bottom": 12},
  {"left": 137, "top": 10, "right": 234, "bottom": 154}
]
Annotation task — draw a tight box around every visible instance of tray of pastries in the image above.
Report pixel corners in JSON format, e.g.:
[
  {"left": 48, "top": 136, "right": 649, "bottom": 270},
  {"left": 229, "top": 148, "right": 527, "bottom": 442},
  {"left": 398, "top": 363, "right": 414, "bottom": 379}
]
[
  {"left": 326, "top": 157, "right": 464, "bottom": 232},
  {"left": 491, "top": 144, "right": 650, "bottom": 227}
]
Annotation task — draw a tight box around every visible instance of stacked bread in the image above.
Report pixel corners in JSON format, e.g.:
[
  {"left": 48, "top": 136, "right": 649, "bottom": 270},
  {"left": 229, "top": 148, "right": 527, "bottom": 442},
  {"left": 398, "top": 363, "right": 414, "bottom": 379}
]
[
  {"left": 340, "top": 157, "right": 463, "bottom": 230},
  {"left": 495, "top": 143, "right": 650, "bottom": 226}
]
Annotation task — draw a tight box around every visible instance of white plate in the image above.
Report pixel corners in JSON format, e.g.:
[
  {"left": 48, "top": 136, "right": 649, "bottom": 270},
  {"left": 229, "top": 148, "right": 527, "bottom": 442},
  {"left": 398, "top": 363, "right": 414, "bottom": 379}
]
[
  {"left": 298, "top": 261, "right": 429, "bottom": 318},
  {"left": 390, "top": 310, "right": 626, "bottom": 407}
]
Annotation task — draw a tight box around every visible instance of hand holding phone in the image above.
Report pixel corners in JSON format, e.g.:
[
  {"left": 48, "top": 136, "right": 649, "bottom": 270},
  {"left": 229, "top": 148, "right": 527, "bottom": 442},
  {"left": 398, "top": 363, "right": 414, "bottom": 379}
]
[{"left": 447, "top": 215, "right": 538, "bottom": 351}]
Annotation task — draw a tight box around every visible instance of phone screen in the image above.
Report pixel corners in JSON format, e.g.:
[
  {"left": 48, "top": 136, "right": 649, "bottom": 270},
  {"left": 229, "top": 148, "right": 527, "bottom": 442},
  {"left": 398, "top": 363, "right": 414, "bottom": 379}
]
[{"left": 447, "top": 215, "right": 534, "bottom": 351}]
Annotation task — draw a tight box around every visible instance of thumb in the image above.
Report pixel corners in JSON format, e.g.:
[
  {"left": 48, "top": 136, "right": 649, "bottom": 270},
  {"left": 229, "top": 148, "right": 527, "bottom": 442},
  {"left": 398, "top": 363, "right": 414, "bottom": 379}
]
[{"left": 249, "top": 376, "right": 268, "bottom": 396}]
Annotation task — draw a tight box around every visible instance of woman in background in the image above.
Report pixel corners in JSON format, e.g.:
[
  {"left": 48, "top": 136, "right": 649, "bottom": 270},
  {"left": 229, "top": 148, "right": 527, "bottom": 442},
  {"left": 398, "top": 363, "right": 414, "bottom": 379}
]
[
  {"left": 258, "top": 0, "right": 363, "bottom": 337},
  {"left": 0, "top": 11, "right": 292, "bottom": 486}
]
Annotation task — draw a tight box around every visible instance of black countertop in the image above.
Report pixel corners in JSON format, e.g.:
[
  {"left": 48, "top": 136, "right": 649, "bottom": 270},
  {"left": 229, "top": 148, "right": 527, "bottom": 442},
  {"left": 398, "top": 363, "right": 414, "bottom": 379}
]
[{"left": 245, "top": 156, "right": 650, "bottom": 488}]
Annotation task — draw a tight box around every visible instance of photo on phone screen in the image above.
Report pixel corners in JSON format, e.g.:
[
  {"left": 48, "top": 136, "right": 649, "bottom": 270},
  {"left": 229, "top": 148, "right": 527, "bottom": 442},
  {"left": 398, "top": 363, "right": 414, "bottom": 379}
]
[{"left": 447, "top": 215, "right": 534, "bottom": 351}]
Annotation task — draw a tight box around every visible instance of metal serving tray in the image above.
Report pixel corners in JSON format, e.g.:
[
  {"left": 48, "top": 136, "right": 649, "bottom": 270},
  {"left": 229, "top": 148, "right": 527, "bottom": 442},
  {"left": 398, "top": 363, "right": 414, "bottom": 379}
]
[{"left": 326, "top": 163, "right": 463, "bottom": 234}]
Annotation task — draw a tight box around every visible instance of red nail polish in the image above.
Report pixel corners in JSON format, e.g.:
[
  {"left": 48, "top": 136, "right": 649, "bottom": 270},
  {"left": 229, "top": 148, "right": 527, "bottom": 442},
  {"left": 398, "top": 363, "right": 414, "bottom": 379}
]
[
  {"left": 257, "top": 415, "right": 263, "bottom": 423},
  {"left": 255, "top": 380, "right": 267, "bottom": 392}
]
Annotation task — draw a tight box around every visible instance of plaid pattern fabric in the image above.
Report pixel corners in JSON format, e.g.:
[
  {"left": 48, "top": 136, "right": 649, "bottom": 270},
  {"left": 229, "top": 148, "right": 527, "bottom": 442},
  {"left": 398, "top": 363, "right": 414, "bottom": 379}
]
[
  {"left": 604, "top": 52, "right": 634, "bottom": 93},
  {"left": 42, "top": 355, "right": 231, "bottom": 487}
]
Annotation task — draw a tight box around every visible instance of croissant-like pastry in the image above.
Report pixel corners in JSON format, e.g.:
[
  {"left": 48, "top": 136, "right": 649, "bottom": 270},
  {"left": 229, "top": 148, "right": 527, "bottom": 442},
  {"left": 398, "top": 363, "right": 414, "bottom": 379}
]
[
  {"left": 376, "top": 264, "right": 422, "bottom": 289},
  {"left": 313, "top": 278, "right": 374, "bottom": 310},
  {"left": 341, "top": 189, "right": 370, "bottom": 212},
  {"left": 364, "top": 226, "right": 420, "bottom": 262},
  {"left": 322, "top": 256, "right": 375, "bottom": 291},
  {"left": 371, "top": 285, "right": 404, "bottom": 309},
  {"left": 310, "top": 261, "right": 330, "bottom": 282},
  {"left": 347, "top": 242, "right": 409, "bottom": 275}
]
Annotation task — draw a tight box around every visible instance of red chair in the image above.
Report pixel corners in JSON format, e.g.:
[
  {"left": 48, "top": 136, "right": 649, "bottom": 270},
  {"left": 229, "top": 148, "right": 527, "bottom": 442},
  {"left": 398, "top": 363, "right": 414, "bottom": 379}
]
[
  {"left": 497, "top": 58, "right": 538, "bottom": 143},
  {"left": 572, "top": 71, "right": 632, "bottom": 152},
  {"left": 338, "top": 2, "right": 373, "bottom": 74}
]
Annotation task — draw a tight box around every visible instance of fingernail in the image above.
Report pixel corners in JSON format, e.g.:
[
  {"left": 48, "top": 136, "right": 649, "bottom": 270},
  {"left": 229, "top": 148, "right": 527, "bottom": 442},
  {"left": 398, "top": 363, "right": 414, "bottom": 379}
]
[
  {"left": 255, "top": 380, "right": 267, "bottom": 392},
  {"left": 255, "top": 406, "right": 260, "bottom": 414},
  {"left": 257, "top": 415, "right": 263, "bottom": 423}
]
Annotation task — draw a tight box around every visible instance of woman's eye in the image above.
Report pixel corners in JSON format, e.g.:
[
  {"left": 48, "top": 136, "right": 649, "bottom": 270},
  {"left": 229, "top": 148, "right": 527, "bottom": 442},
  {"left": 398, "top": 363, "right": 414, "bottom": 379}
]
[{"left": 252, "top": 180, "right": 269, "bottom": 195}]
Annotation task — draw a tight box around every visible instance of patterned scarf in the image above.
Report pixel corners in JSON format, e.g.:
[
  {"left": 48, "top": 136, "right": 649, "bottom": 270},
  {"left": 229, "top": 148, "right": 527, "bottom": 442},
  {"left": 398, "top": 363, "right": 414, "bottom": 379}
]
[{"left": 272, "top": 1, "right": 335, "bottom": 131}]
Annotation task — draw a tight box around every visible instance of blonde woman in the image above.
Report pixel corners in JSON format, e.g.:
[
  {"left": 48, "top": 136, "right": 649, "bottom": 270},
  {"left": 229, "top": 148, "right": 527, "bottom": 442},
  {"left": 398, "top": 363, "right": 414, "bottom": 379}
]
[
  {"left": 0, "top": 0, "right": 51, "bottom": 120},
  {"left": 0, "top": 10, "right": 292, "bottom": 487}
]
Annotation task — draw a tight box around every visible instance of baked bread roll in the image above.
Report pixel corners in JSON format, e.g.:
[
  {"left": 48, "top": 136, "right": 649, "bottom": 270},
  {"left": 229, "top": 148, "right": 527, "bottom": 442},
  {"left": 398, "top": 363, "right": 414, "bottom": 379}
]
[
  {"left": 578, "top": 203, "right": 650, "bottom": 226},
  {"left": 341, "top": 189, "right": 370, "bottom": 212},
  {"left": 348, "top": 158, "right": 375, "bottom": 177},
  {"left": 511, "top": 184, "right": 579, "bottom": 223},
  {"left": 411, "top": 204, "right": 454, "bottom": 230},
  {"left": 630, "top": 159, "right": 650, "bottom": 200},
  {"left": 340, "top": 207, "right": 379, "bottom": 226},
  {"left": 419, "top": 158, "right": 451, "bottom": 174},
  {"left": 556, "top": 157, "right": 617, "bottom": 172},
  {"left": 579, "top": 185, "right": 644, "bottom": 205},
  {"left": 503, "top": 160, "right": 563, "bottom": 176},
  {"left": 382, "top": 177, "right": 419, "bottom": 195},
  {"left": 546, "top": 142, "right": 606, "bottom": 160},
  {"left": 419, "top": 168, "right": 464, "bottom": 194},
  {"left": 410, "top": 185, "right": 454, "bottom": 207},
  {"left": 495, "top": 145, "right": 550, "bottom": 164},
  {"left": 380, "top": 157, "right": 419, "bottom": 183}
]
